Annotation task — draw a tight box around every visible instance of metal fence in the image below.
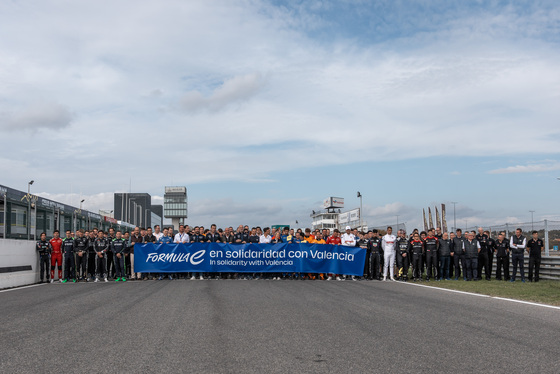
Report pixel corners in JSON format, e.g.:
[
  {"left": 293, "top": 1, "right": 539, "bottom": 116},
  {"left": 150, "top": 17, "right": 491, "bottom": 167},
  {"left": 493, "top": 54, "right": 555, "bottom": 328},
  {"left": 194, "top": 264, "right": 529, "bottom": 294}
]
[
  {"left": 492, "top": 255, "right": 560, "bottom": 280},
  {"left": 456, "top": 220, "right": 560, "bottom": 256},
  {"left": 368, "top": 223, "right": 407, "bottom": 233}
]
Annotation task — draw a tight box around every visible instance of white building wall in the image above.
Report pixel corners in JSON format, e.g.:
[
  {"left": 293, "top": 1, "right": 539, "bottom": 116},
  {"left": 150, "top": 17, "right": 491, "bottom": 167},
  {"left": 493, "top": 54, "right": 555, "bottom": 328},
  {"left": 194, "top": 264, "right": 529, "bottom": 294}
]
[{"left": 0, "top": 239, "right": 39, "bottom": 289}]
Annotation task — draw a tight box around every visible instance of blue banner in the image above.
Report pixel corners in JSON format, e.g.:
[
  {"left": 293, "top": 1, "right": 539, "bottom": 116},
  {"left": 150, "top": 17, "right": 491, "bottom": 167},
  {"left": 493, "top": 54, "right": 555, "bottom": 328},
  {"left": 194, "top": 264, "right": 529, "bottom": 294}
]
[{"left": 134, "top": 243, "right": 366, "bottom": 276}]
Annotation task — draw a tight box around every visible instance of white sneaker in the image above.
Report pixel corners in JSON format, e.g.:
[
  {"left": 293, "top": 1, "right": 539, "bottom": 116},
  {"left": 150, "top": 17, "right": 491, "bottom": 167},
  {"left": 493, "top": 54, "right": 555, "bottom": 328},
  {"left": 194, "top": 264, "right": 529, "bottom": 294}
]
[
  {"left": 199, "top": 277, "right": 204, "bottom": 280},
  {"left": 190, "top": 276, "right": 196, "bottom": 280},
  {"left": 94, "top": 277, "right": 99, "bottom": 283},
  {"left": 352, "top": 276, "right": 357, "bottom": 281},
  {"left": 50, "top": 279, "right": 54, "bottom": 283},
  {"left": 390, "top": 277, "right": 396, "bottom": 281},
  {"left": 327, "top": 276, "right": 332, "bottom": 281},
  {"left": 336, "top": 276, "right": 341, "bottom": 281},
  {"left": 59, "top": 279, "right": 63, "bottom": 283},
  {"left": 104, "top": 277, "right": 108, "bottom": 282},
  {"left": 383, "top": 276, "right": 387, "bottom": 281}
]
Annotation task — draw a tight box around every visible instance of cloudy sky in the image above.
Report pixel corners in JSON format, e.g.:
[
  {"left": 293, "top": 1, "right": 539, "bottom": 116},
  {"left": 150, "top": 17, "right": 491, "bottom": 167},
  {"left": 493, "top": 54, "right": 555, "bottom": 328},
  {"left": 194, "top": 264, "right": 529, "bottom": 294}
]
[{"left": 1, "top": 0, "right": 560, "bottom": 231}]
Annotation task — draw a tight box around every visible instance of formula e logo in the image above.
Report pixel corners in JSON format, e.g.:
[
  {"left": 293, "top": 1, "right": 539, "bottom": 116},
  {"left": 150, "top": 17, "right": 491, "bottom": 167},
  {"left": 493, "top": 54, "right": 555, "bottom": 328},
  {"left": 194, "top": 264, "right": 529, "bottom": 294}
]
[{"left": 146, "top": 250, "right": 205, "bottom": 265}]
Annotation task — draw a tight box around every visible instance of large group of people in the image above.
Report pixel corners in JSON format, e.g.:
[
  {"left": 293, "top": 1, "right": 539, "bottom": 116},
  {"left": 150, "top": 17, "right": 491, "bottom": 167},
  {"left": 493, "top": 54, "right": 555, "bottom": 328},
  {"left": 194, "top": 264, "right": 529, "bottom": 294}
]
[{"left": 35, "top": 223, "right": 545, "bottom": 284}]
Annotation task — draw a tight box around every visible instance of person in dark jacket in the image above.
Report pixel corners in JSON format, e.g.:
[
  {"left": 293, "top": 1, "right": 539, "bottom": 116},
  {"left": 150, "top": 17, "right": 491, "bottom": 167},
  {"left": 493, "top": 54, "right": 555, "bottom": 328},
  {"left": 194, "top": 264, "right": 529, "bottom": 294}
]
[
  {"left": 36, "top": 232, "right": 51, "bottom": 283},
  {"left": 476, "top": 227, "right": 490, "bottom": 281},
  {"left": 111, "top": 230, "right": 128, "bottom": 282},
  {"left": 222, "top": 227, "right": 235, "bottom": 244},
  {"left": 494, "top": 232, "right": 510, "bottom": 281},
  {"left": 94, "top": 230, "right": 110, "bottom": 282},
  {"left": 86, "top": 230, "right": 97, "bottom": 281},
  {"left": 438, "top": 232, "right": 453, "bottom": 280},
  {"left": 396, "top": 230, "right": 410, "bottom": 281},
  {"left": 61, "top": 230, "right": 75, "bottom": 283},
  {"left": 368, "top": 230, "right": 382, "bottom": 280},
  {"left": 486, "top": 230, "right": 496, "bottom": 279},
  {"left": 74, "top": 229, "right": 89, "bottom": 281},
  {"left": 452, "top": 229, "right": 466, "bottom": 281},
  {"left": 424, "top": 229, "right": 439, "bottom": 281},
  {"left": 105, "top": 228, "right": 116, "bottom": 279},
  {"left": 527, "top": 231, "right": 544, "bottom": 282},
  {"left": 409, "top": 233, "right": 424, "bottom": 281},
  {"left": 510, "top": 228, "right": 526, "bottom": 282},
  {"left": 463, "top": 231, "right": 481, "bottom": 281}
]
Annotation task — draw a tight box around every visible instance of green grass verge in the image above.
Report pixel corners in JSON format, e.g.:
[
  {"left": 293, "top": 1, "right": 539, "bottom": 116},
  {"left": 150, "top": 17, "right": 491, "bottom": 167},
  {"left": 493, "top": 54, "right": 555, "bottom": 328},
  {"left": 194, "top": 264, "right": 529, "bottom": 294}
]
[{"left": 420, "top": 278, "right": 560, "bottom": 306}]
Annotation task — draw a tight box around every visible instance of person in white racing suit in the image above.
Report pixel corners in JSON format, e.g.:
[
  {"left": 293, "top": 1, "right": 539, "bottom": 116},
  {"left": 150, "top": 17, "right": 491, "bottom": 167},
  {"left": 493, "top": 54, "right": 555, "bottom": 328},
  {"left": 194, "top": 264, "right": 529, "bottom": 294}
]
[{"left": 382, "top": 226, "right": 397, "bottom": 281}]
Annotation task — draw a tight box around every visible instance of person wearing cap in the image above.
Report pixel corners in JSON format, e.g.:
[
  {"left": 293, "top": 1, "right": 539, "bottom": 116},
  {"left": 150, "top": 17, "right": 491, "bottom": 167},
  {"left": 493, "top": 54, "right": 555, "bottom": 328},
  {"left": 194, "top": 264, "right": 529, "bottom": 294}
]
[
  {"left": 340, "top": 226, "right": 356, "bottom": 280},
  {"left": 341, "top": 226, "right": 355, "bottom": 245}
]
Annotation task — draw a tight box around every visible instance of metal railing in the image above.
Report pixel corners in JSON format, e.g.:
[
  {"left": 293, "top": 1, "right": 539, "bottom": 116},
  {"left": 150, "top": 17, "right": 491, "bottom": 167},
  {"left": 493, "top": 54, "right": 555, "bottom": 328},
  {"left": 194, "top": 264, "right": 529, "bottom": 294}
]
[
  {"left": 491, "top": 255, "right": 560, "bottom": 280},
  {"left": 448, "top": 219, "right": 560, "bottom": 256}
]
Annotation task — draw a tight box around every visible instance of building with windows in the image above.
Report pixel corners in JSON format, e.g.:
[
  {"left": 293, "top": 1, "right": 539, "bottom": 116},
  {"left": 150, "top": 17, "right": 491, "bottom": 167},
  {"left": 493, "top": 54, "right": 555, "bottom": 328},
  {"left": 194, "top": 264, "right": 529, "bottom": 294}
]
[
  {"left": 310, "top": 197, "right": 370, "bottom": 232},
  {"left": 152, "top": 205, "right": 163, "bottom": 221},
  {"left": 164, "top": 186, "right": 187, "bottom": 230},
  {"left": 1, "top": 183, "right": 130, "bottom": 240},
  {"left": 114, "top": 193, "right": 155, "bottom": 228},
  {"left": 310, "top": 210, "right": 339, "bottom": 231}
]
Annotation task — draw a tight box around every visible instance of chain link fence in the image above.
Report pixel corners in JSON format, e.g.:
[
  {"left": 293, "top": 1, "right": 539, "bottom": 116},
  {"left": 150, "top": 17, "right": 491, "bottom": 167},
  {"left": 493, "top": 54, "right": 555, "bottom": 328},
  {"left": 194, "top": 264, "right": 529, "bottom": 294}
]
[
  {"left": 368, "top": 223, "right": 407, "bottom": 234},
  {"left": 458, "top": 220, "right": 560, "bottom": 255}
]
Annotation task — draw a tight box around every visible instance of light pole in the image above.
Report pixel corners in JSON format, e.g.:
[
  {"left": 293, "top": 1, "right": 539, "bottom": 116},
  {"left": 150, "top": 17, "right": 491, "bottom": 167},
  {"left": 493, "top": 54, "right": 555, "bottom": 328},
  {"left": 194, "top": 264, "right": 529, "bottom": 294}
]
[
  {"left": 76, "top": 199, "right": 85, "bottom": 231},
  {"left": 108, "top": 210, "right": 114, "bottom": 229},
  {"left": 79, "top": 199, "right": 86, "bottom": 229},
  {"left": 145, "top": 209, "right": 149, "bottom": 229},
  {"left": 357, "top": 191, "right": 362, "bottom": 230},
  {"left": 132, "top": 201, "right": 137, "bottom": 225},
  {"left": 27, "top": 180, "right": 34, "bottom": 240},
  {"left": 529, "top": 210, "right": 535, "bottom": 231},
  {"left": 451, "top": 202, "right": 458, "bottom": 232},
  {"left": 2, "top": 191, "right": 7, "bottom": 238}
]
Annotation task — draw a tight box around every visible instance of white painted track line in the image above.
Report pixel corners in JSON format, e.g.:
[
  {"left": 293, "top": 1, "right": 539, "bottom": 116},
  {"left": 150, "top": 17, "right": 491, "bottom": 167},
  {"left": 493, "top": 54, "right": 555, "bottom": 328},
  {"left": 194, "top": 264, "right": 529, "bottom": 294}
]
[
  {"left": 0, "top": 283, "right": 46, "bottom": 293},
  {"left": 399, "top": 281, "right": 560, "bottom": 310}
]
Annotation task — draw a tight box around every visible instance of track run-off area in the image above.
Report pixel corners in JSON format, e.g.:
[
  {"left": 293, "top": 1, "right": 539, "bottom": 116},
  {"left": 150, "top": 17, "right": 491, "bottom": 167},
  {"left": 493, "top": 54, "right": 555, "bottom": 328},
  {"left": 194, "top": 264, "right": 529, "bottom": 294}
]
[{"left": 1, "top": 279, "right": 559, "bottom": 373}]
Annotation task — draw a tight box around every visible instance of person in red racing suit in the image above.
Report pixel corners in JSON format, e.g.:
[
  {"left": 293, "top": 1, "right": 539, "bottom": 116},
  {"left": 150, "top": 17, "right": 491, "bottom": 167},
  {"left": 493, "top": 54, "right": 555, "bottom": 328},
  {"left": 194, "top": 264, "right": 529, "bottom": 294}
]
[
  {"left": 49, "top": 230, "right": 63, "bottom": 282},
  {"left": 325, "top": 229, "right": 343, "bottom": 280}
]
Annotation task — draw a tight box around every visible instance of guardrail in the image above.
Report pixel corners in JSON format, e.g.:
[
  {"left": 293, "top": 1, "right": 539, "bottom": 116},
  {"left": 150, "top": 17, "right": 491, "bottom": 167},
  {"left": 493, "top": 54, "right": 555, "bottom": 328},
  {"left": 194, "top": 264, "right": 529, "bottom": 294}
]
[{"left": 491, "top": 256, "right": 559, "bottom": 280}]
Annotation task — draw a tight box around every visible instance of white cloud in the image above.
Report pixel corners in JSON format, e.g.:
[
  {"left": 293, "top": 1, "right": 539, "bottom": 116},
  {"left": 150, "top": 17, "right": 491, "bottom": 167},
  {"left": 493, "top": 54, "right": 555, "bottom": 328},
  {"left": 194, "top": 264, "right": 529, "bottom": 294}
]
[
  {"left": 0, "top": 102, "right": 72, "bottom": 131},
  {"left": 488, "top": 161, "right": 560, "bottom": 174},
  {"left": 1, "top": 0, "right": 560, "bottom": 228},
  {"left": 178, "top": 73, "right": 265, "bottom": 113}
]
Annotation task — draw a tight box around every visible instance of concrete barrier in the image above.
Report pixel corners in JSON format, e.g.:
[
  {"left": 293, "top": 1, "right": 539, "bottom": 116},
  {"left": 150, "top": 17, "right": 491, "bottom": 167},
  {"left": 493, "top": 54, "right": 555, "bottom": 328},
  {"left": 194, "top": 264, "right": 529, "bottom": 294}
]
[{"left": 0, "top": 239, "right": 39, "bottom": 289}]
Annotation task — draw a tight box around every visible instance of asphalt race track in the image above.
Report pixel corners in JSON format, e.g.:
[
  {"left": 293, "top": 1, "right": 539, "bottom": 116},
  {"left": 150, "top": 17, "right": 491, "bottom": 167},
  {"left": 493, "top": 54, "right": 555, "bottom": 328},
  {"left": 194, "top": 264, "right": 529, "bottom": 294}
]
[{"left": 1, "top": 279, "right": 559, "bottom": 373}]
